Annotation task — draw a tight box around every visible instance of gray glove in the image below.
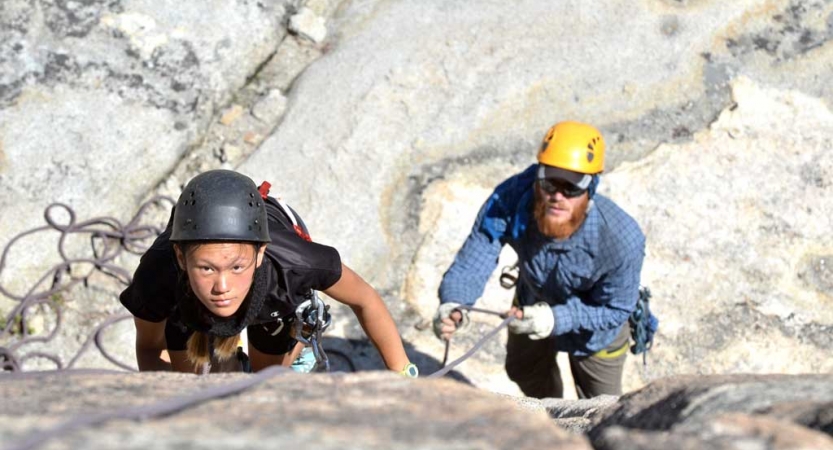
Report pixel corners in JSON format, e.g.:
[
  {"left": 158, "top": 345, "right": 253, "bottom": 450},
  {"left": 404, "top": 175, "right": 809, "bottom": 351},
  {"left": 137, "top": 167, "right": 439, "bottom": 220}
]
[
  {"left": 432, "top": 302, "right": 471, "bottom": 340},
  {"left": 507, "top": 302, "right": 555, "bottom": 340}
]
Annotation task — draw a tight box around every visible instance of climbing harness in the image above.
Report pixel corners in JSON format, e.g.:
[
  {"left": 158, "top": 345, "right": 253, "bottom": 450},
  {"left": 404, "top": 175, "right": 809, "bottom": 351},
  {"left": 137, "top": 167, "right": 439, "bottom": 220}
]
[
  {"left": 592, "top": 341, "right": 630, "bottom": 359},
  {"left": 498, "top": 259, "right": 660, "bottom": 368}
]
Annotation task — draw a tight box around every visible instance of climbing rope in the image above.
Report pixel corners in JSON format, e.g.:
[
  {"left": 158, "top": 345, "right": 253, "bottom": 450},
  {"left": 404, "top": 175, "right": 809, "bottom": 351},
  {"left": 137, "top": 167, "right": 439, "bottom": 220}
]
[
  {"left": 1, "top": 198, "right": 174, "bottom": 372},
  {"left": 427, "top": 305, "right": 516, "bottom": 379}
]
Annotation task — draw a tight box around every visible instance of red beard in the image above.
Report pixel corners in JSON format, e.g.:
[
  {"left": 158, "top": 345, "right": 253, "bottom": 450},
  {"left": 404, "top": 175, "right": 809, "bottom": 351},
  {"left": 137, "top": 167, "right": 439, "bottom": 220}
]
[{"left": 533, "top": 187, "right": 589, "bottom": 239}]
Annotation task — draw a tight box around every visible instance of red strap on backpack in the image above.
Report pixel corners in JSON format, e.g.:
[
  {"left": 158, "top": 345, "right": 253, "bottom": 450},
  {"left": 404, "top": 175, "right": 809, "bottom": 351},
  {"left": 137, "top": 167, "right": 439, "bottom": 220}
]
[
  {"left": 258, "top": 181, "right": 312, "bottom": 242},
  {"left": 293, "top": 225, "right": 311, "bottom": 242},
  {"left": 257, "top": 181, "right": 271, "bottom": 199}
]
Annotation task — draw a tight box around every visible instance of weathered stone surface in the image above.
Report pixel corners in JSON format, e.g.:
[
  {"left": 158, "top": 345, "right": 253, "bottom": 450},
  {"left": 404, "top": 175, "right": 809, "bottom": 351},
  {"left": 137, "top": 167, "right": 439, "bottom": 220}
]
[
  {"left": 256, "top": 35, "right": 323, "bottom": 92},
  {"left": 594, "top": 418, "right": 833, "bottom": 450},
  {"left": 605, "top": 76, "right": 833, "bottom": 390},
  {"left": 589, "top": 374, "right": 833, "bottom": 449},
  {"left": 592, "top": 374, "right": 833, "bottom": 431},
  {"left": 251, "top": 89, "right": 288, "bottom": 124},
  {"left": 5, "top": 370, "right": 833, "bottom": 449},
  {"left": 541, "top": 395, "right": 620, "bottom": 434},
  {"left": 289, "top": 7, "right": 328, "bottom": 43},
  {"left": 0, "top": 371, "right": 590, "bottom": 450},
  {"left": 764, "top": 401, "right": 833, "bottom": 436}
]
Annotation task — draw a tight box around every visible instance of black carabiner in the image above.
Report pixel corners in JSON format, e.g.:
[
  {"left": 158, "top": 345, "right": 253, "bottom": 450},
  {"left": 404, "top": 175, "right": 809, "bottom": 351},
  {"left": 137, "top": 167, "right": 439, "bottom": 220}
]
[{"left": 499, "top": 264, "right": 518, "bottom": 289}]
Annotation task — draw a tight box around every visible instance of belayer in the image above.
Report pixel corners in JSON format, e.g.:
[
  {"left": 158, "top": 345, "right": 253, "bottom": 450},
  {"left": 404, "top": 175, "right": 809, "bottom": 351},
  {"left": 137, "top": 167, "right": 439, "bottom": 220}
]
[
  {"left": 120, "top": 170, "right": 417, "bottom": 376},
  {"left": 434, "top": 121, "right": 648, "bottom": 398}
]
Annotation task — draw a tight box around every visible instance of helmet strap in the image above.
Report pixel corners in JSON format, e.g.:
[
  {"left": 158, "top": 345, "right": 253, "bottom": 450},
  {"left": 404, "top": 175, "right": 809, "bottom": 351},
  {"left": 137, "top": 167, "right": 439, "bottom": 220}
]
[{"left": 588, "top": 175, "right": 600, "bottom": 199}]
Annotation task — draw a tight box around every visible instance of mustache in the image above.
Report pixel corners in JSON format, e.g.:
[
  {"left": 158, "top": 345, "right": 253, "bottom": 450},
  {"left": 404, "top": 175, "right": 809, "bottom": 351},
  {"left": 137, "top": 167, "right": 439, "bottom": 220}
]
[{"left": 538, "top": 196, "right": 566, "bottom": 209}]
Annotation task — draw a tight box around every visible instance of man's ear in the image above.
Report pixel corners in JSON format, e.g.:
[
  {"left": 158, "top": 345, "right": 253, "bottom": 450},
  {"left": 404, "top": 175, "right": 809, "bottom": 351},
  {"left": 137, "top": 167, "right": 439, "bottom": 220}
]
[
  {"left": 173, "top": 244, "right": 186, "bottom": 270},
  {"left": 255, "top": 244, "right": 267, "bottom": 268}
]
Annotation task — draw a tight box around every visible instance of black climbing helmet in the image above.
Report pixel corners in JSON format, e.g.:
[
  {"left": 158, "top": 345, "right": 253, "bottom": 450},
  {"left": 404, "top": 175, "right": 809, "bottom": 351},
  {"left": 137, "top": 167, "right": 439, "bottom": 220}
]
[{"left": 170, "top": 170, "right": 271, "bottom": 243}]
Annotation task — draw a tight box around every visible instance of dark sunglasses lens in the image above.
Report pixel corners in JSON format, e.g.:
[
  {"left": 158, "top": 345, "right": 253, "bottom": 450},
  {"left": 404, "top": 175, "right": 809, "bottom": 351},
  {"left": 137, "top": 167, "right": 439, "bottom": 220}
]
[
  {"left": 538, "top": 179, "right": 585, "bottom": 198},
  {"left": 562, "top": 184, "right": 586, "bottom": 198},
  {"left": 538, "top": 179, "right": 557, "bottom": 194}
]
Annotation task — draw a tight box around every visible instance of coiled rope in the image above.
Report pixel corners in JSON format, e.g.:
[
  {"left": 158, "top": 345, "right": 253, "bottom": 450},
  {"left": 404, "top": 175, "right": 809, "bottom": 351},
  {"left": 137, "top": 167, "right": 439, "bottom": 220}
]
[{"left": 1, "top": 198, "right": 174, "bottom": 372}]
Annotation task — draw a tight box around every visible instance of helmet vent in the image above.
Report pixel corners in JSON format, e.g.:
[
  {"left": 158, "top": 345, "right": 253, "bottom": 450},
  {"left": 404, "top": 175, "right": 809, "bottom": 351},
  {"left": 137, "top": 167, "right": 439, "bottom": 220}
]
[
  {"left": 587, "top": 137, "right": 600, "bottom": 162},
  {"left": 169, "top": 170, "right": 271, "bottom": 243}
]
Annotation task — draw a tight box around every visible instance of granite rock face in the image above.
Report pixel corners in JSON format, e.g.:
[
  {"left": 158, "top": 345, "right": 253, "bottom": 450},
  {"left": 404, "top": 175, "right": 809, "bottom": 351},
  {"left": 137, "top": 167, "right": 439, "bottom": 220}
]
[
  {"left": 2, "top": 0, "right": 833, "bottom": 411},
  {"left": 0, "top": 370, "right": 589, "bottom": 450},
  {"left": 3, "top": 371, "right": 831, "bottom": 449},
  {"left": 589, "top": 374, "right": 833, "bottom": 450}
]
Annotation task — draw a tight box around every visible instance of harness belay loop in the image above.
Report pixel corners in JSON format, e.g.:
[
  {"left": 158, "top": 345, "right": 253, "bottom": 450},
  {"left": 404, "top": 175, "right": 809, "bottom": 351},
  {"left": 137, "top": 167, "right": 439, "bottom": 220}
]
[{"left": 629, "top": 286, "right": 659, "bottom": 365}]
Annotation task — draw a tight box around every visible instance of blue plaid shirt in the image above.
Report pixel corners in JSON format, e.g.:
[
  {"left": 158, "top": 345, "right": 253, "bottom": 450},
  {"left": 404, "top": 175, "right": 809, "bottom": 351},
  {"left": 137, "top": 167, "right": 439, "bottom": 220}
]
[{"left": 439, "top": 165, "right": 645, "bottom": 356}]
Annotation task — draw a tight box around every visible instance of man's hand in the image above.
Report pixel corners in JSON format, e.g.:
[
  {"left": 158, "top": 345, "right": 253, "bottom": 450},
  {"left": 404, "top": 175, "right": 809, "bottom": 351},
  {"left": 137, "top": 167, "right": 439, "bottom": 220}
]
[
  {"left": 506, "top": 302, "right": 554, "bottom": 340},
  {"left": 432, "top": 302, "right": 471, "bottom": 341}
]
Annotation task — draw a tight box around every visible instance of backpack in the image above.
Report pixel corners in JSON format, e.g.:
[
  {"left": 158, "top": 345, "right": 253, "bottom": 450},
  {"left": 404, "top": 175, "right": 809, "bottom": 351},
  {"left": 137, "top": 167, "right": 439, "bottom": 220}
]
[
  {"left": 629, "top": 286, "right": 659, "bottom": 365},
  {"left": 257, "top": 181, "right": 331, "bottom": 372},
  {"left": 258, "top": 181, "right": 312, "bottom": 242}
]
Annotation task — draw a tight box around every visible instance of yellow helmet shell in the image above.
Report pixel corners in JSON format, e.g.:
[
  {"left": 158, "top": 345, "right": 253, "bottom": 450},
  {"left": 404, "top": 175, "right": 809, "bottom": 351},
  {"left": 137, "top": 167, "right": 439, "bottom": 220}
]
[{"left": 537, "top": 121, "right": 605, "bottom": 175}]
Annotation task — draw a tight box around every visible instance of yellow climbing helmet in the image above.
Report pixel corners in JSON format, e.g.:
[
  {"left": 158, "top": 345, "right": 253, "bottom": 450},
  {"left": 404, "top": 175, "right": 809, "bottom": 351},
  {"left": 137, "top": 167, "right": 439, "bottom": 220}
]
[{"left": 537, "top": 121, "right": 605, "bottom": 175}]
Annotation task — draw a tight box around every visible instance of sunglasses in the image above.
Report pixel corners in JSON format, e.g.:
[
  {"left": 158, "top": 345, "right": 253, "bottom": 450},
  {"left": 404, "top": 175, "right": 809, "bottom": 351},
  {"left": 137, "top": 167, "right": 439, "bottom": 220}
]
[{"left": 537, "top": 178, "right": 587, "bottom": 198}]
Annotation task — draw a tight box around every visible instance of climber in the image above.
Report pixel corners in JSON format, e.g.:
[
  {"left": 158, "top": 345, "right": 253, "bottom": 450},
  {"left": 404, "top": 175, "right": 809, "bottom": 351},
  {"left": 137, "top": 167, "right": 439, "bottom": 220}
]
[
  {"left": 120, "top": 169, "right": 417, "bottom": 377},
  {"left": 433, "top": 121, "right": 645, "bottom": 398}
]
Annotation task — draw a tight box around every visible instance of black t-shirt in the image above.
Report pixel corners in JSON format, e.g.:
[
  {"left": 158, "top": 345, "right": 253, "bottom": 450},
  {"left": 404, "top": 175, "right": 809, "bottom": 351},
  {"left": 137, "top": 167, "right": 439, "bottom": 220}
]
[{"left": 119, "top": 199, "right": 342, "bottom": 326}]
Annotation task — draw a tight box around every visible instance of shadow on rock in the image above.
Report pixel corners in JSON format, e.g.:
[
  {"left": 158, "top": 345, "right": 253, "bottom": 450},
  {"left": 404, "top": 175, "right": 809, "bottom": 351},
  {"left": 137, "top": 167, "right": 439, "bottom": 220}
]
[{"left": 320, "top": 336, "right": 472, "bottom": 384}]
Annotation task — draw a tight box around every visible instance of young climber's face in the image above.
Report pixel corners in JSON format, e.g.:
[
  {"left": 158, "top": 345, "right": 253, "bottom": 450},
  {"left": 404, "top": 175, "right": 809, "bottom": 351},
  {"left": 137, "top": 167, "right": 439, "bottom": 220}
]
[{"left": 175, "top": 242, "right": 267, "bottom": 317}]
